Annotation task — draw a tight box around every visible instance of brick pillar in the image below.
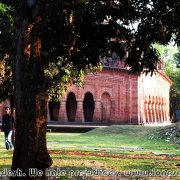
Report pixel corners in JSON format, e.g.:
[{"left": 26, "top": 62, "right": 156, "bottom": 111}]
[
  {"left": 154, "top": 103, "right": 158, "bottom": 123},
  {"left": 161, "top": 103, "right": 165, "bottom": 122},
  {"left": 158, "top": 103, "right": 161, "bottom": 123},
  {"left": 160, "top": 104, "right": 164, "bottom": 122},
  {"left": 144, "top": 102, "right": 148, "bottom": 124},
  {"left": 93, "top": 100, "right": 102, "bottom": 123},
  {"left": 75, "top": 100, "right": 84, "bottom": 123},
  {"left": 164, "top": 102, "right": 168, "bottom": 122},
  {"left": 159, "top": 103, "right": 162, "bottom": 123},
  {"left": 147, "top": 103, "right": 151, "bottom": 124},
  {"left": 150, "top": 103, "right": 153, "bottom": 124},
  {"left": 58, "top": 101, "right": 67, "bottom": 122},
  {"left": 152, "top": 102, "right": 155, "bottom": 123}
]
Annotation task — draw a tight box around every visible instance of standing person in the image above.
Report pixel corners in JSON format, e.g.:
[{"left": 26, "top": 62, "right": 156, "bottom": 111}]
[{"left": 1, "top": 107, "right": 15, "bottom": 150}]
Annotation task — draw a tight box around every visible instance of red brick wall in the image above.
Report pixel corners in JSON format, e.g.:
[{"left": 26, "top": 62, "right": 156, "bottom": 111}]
[
  {"left": 54, "top": 67, "right": 171, "bottom": 125},
  {"left": 56, "top": 68, "right": 139, "bottom": 124},
  {"left": 139, "top": 71, "right": 171, "bottom": 125}
]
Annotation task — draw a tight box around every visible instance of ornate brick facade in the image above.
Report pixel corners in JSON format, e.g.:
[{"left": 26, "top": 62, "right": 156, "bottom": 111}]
[{"left": 48, "top": 61, "right": 172, "bottom": 125}]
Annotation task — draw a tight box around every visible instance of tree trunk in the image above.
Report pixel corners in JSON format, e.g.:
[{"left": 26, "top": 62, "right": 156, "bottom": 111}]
[{"left": 11, "top": 15, "right": 52, "bottom": 179}]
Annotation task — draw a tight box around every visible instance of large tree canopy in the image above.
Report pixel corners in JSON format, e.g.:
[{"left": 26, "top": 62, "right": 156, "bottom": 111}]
[
  {"left": 0, "top": 0, "right": 179, "bottom": 179},
  {"left": 1, "top": 0, "right": 179, "bottom": 97}
]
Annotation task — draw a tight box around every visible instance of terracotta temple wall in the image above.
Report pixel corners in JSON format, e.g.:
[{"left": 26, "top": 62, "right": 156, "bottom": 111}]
[
  {"left": 55, "top": 68, "right": 139, "bottom": 124},
  {"left": 49, "top": 67, "right": 171, "bottom": 125}
]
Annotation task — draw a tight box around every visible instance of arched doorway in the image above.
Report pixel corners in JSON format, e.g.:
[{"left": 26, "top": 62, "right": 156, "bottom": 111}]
[
  {"left": 83, "top": 92, "right": 95, "bottom": 122},
  {"left": 101, "top": 92, "right": 111, "bottom": 122},
  {"left": 66, "top": 92, "right": 77, "bottom": 122},
  {"left": 48, "top": 101, "right": 60, "bottom": 121}
]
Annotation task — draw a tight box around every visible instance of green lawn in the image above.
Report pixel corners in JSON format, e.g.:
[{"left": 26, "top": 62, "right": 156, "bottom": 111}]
[
  {"left": 0, "top": 125, "right": 179, "bottom": 179},
  {"left": 47, "top": 125, "right": 180, "bottom": 155}
]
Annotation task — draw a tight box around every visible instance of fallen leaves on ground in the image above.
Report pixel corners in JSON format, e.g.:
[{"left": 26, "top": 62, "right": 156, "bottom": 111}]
[{"left": 48, "top": 150, "right": 180, "bottom": 161}]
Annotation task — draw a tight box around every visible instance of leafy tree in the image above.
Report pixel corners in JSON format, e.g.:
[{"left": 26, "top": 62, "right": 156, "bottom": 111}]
[
  {"left": 153, "top": 44, "right": 177, "bottom": 62},
  {"left": 0, "top": 0, "right": 179, "bottom": 179},
  {"left": 164, "top": 47, "right": 180, "bottom": 121},
  {"left": 165, "top": 48, "right": 180, "bottom": 92},
  {"left": 174, "top": 47, "right": 180, "bottom": 68},
  {"left": 0, "top": 3, "right": 15, "bottom": 111},
  {"left": 153, "top": 44, "right": 180, "bottom": 121}
]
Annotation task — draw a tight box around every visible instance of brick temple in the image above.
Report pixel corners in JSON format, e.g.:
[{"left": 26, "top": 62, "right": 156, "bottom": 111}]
[
  {"left": 0, "top": 57, "right": 172, "bottom": 125},
  {"left": 48, "top": 57, "right": 172, "bottom": 125}
]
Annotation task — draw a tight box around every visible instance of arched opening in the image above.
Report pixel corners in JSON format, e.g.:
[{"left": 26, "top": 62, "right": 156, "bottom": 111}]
[
  {"left": 66, "top": 92, "right": 77, "bottom": 122},
  {"left": 101, "top": 92, "right": 111, "bottom": 122},
  {"left": 48, "top": 101, "right": 60, "bottom": 121},
  {"left": 83, "top": 92, "right": 95, "bottom": 122}
]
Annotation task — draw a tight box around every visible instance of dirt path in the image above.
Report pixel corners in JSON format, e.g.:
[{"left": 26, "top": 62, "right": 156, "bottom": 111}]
[{"left": 48, "top": 150, "right": 180, "bottom": 161}]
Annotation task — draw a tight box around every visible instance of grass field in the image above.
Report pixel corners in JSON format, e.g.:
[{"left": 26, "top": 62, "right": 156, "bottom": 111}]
[{"left": 0, "top": 124, "right": 179, "bottom": 179}]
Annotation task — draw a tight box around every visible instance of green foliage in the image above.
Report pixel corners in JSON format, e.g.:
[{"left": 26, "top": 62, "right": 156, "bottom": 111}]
[
  {"left": 153, "top": 44, "right": 180, "bottom": 92},
  {"left": 0, "top": 3, "right": 15, "bottom": 102},
  {"left": 162, "top": 46, "right": 180, "bottom": 110},
  {"left": 44, "top": 59, "right": 102, "bottom": 101},
  {"left": 0, "top": 0, "right": 180, "bottom": 100},
  {"left": 0, "top": 3, "right": 14, "bottom": 55},
  {"left": 174, "top": 47, "right": 180, "bottom": 68},
  {"left": 40, "top": 0, "right": 179, "bottom": 98},
  {"left": 165, "top": 61, "right": 180, "bottom": 93},
  {"left": 153, "top": 44, "right": 177, "bottom": 61}
]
